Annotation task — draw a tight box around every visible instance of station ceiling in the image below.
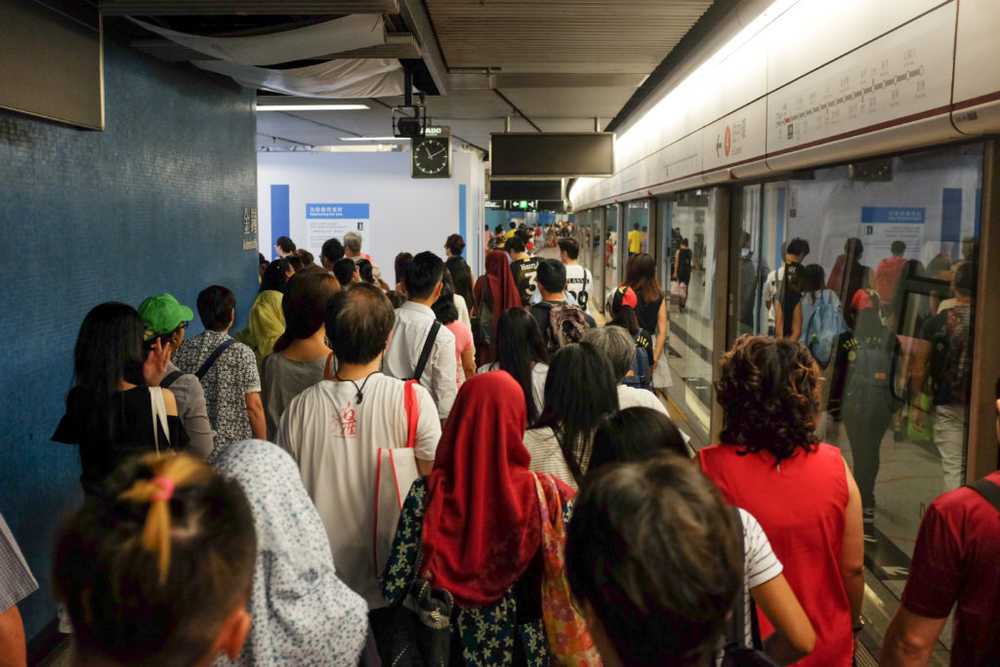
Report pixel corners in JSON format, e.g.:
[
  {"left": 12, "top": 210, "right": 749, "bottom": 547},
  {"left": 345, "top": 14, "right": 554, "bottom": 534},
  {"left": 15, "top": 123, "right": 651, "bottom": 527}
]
[{"left": 108, "top": 0, "right": 715, "bottom": 150}]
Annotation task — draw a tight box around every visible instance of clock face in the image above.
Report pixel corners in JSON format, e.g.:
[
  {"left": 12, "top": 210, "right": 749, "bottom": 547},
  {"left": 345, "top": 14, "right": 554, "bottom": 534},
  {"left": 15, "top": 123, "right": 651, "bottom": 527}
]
[{"left": 412, "top": 137, "right": 451, "bottom": 178}]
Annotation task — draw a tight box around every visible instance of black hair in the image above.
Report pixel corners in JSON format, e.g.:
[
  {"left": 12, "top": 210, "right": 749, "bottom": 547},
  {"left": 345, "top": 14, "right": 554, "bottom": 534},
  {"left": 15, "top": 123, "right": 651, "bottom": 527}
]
[
  {"left": 405, "top": 251, "right": 445, "bottom": 300},
  {"left": 590, "top": 408, "right": 688, "bottom": 471},
  {"left": 954, "top": 260, "right": 978, "bottom": 296},
  {"left": 535, "top": 342, "right": 619, "bottom": 484},
  {"left": 260, "top": 258, "right": 291, "bottom": 294},
  {"left": 509, "top": 222, "right": 517, "bottom": 229},
  {"left": 558, "top": 237, "right": 580, "bottom": 260},
  {"left": 891, "top": 240, "right": 906, "bottom": 256},
  {"left": 394, "top": 252, "right": 413, "bottom": 287},
  {"left": 332, "top": 257, "right": 357, "bottom": 287},
  {"left": 257, "top": 253, "right": 268, "bottom": 267},
  {"left": 357, "top": 258, "right": 375, "bottom": 284},
  {"left": 445, "top": 233, "right": 466, "bottom": 257},
  {"left": 610, "top": 299, "right": 640, "bottom": 337},
  {"left": 274, "top": 271, "right": 340, "bottom": 353},
  {"left": 844, "top": 237, "right": 864, "bottom": 258},
  {"left": 431, "top": 267, "right": 459, "bottom": 325},
  {"left": 717, "top": 335, "right": 820, "bottom": 463},
  {"left": 70, "top": 303, "right": 147, "bottom": 441},
  {"left": 296, "top": 249, "right": 315, "bottom": 266},
  {"left": 286, "top": 255, "right": 304, "bottom": 273},
  {"left": 633, "top": 223, "right": 640, "bottom": 230},
  {"left": 321, "top": 238, "right": 345, "bottom": 265},
  {"left": 566, "top": 456, "right": 742, "bottom": 667},
  {"left": 494, "top": 225, "right": 504, "bottom": 234},
  {"left": 325, "top": 283, "right": 396, "bottom": 365},
  {"left": 785, "top": 237, "right": 810, "bottom": 258},
  {"left": 197, "top": 285, "right": 237, "bottom": 332},
  {"left": 54, "top": 453, "right": 256, "bottom": 667},
  {"left": 582, "top": 326, "right": 635, "bottom": 383},
  {"left": 536, "top": 258, "right": 567, "bottom": 293},
  {"left": 496, "top": 308, "right": 550, "bottom": 424},
  {"left": 801, "top": 263, "right": 826, "bottom": 295},
  {"left": 445, "top": 257, "right": 475, "bottom": 309},
  {"left": 506, "top": 235, "right": 526, "bottom": 254},
  {"left": 275, "top": 236, "right": 296, "bottom": 253}
]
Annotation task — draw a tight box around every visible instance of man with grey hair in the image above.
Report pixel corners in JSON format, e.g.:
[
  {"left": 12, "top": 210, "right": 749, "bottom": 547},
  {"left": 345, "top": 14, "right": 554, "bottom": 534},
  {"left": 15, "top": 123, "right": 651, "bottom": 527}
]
[
  {"left": 582, "top": 326, "right": 669, "bottom": 416},
  {"left": 343, "top": 231, "right": 382, "bottom": 283}
]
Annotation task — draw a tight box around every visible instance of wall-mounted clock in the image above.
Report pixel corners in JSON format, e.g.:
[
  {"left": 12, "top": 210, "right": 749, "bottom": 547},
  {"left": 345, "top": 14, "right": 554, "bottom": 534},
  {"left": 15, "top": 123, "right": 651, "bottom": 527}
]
[{"left": 411, "top": 136, "right": 451, "bottom": 178}]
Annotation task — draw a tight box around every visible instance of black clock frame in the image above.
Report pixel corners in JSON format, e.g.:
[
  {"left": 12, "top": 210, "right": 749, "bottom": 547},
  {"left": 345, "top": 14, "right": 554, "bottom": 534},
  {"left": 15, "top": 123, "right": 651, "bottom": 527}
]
[{"left": 411, "top": 136, "right": 452, "bottom": 179}]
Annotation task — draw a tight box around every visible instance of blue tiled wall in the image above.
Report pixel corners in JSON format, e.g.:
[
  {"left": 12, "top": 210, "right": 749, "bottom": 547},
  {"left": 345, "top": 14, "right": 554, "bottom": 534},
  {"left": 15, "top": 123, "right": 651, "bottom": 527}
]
[{"left": 0, "top": 40, "right": 258, "bottom": 640}]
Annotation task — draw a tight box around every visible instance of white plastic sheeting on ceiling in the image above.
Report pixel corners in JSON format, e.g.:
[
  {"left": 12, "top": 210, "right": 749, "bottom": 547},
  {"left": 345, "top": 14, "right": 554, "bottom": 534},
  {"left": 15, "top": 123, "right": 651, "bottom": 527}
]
[
  {"left": 130, "top": 15, "right": 387, "bottom": 65},
  {"left": 196, "top": 58, "right": 404, "bottom": 98}
]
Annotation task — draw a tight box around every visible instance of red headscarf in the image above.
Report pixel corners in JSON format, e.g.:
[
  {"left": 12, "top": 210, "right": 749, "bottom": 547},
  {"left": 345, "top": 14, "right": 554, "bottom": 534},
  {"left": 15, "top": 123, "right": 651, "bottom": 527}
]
[
  {"left": 475, "top": 251, "right": 522, "bottom": 333},
  {"left": 420, "top": 371, "right": 544, "bottom": 607}
]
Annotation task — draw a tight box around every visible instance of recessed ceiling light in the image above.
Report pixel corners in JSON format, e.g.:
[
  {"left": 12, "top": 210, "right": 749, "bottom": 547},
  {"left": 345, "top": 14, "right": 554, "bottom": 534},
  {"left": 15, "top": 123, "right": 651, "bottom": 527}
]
[
  {"left": 257, "top": 104, "right": 370, "bottom": 112},
  {"left": 341, "top": 136, "right": 410, "bottom": 141}
]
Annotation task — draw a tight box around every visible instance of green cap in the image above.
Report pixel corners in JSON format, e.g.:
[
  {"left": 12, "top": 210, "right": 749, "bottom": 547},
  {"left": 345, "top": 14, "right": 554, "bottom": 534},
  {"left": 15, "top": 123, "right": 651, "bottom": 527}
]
[{"left": 138, "top": 293, "right": 194, "bottom": 341}]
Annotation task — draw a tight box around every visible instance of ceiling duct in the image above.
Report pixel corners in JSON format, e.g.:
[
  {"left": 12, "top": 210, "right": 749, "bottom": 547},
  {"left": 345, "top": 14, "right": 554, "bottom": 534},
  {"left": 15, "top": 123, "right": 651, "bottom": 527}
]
[{"left": 100, "top": 1, "right": 400, "bottom": 15}]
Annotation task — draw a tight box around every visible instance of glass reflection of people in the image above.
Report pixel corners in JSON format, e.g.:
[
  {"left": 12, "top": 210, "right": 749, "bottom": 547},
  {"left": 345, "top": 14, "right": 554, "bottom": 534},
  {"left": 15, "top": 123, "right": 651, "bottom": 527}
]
[
  {"left": 827, "top": 238, "right": 871, "bottom": 329},
  {"left": 912, "top": 261, "right": 977, "bottom": 491},
  {"left": 672, "top": 238, "right": 692, "bottom": 311},
  {"left": 842, "top": 292, "right": 897, "bottom": 543},
  {"left": 768, "top": 238, "right": 810, "bottom": 340},
  {"left": 873, "top": 240, "right": 908, "bottom": 307},
  {"left": 737, "top": 231, "right": 758, "bottom": 333}
]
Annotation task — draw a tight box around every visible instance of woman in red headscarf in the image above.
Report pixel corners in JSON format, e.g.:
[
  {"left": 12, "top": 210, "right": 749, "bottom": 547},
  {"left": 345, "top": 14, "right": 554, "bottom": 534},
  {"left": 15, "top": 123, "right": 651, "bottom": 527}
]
[
  {"left": 380, "top": 372, "right": 577, "bottom": 666},
  {"left": 473, "top": 250, "right": 522, "bottom": 365}
]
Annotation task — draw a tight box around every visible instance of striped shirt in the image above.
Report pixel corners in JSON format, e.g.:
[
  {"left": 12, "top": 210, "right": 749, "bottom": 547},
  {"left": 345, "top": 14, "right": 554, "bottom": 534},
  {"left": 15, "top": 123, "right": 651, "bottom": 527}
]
[
  {"left": 523, "top": 427, "right": 578, "bottom": 491},
  {"left": 0, "top": 513, "right": 37, "bottom": 612}
]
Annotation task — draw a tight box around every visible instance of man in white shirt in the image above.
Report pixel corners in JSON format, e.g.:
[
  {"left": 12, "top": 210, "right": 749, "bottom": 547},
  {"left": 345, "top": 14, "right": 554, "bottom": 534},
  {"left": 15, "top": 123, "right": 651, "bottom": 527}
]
[
  {"left": 383, "top": 251, "right": 458, "bottom": 419},
  {"left": 278, "top": 283, "right": 442, "bottom": 608},
  {"left": 559, "top": 237, "right": 594, "bottom": 313},
  {"left": 582, "top": 326, "right": 669, "bottom": 417}
]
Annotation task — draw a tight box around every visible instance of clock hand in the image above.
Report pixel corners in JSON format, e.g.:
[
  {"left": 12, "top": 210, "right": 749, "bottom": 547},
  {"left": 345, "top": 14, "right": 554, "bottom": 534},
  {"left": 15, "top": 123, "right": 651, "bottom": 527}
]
[{"left": 429, "top": 146, "right": 447, "bottom": 159}]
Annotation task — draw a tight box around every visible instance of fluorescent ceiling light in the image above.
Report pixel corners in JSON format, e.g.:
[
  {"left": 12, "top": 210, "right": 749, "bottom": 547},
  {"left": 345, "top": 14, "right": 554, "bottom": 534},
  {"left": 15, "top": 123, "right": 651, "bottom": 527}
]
[
  {"left": 341, "top": 136, "right": 411, "bottom": 141},
  {"left": 257, "top": 104, "right": 370, "bottom": 112}
]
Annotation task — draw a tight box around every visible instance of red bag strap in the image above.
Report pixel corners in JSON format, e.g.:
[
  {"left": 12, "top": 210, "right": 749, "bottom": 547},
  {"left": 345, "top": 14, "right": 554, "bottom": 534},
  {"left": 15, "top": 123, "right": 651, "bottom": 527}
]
[
  {"left": 404, "top": 379, "right": 419, "bottom": 449},
  {"left": 323, "top": 352, "right": 336, "bottom": 381}
]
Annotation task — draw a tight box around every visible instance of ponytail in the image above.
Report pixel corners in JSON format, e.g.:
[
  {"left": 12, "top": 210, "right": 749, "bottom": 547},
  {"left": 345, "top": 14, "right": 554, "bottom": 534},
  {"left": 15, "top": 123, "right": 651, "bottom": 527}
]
[
  {"left": 54, "top": 453, "right": 256, "bottom": 667},
  {"left": 118, "top": 455, "right": 208, "bottom": 583}
]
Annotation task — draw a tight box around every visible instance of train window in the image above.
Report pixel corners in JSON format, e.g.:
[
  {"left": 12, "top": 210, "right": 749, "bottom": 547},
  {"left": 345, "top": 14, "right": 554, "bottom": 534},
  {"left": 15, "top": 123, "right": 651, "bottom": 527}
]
[
  {"left": 657, "top": 188, "right": 721, "bottom": 435},
  {"left": 625, "top": 200, "right": 651, "bottom": 257},
  {"left": 731, "top": 143, "right": 984, "bottom": 663}
]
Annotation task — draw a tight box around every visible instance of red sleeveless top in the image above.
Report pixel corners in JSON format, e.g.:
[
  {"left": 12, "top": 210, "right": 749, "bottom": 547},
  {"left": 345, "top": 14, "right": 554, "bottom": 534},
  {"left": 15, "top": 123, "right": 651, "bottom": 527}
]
[{"left": 700, "top": 443, "right": 852, "bottom": 667}]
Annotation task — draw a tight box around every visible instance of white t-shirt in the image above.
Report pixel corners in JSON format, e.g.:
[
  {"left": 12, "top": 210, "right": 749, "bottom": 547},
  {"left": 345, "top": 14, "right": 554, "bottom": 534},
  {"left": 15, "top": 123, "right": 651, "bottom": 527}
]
[
  {"left": 564, "top": 264, "right": 594, "bottom": 310},
  {"left": 277, "top": 374, "right": 441, "bottom": 608},
  {"left": 477, "top": 362, "right": 548, "bottom": 418},
  {"left": 715, "top": 509, "right": 784, "bottom": 663},
  {"left": 616, "top": 385, "right": 669, "bottom": 416}
]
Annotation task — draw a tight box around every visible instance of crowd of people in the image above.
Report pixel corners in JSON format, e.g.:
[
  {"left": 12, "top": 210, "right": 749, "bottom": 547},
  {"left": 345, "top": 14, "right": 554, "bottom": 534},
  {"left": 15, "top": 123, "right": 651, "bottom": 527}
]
[{"left": 0, "top": 225, "right": 995, "bottom": 667}]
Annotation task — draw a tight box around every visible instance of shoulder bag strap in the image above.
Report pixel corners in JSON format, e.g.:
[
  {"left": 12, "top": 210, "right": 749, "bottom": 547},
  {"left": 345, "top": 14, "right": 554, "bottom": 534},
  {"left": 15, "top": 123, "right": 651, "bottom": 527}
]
[
  {"left": 160, "top": 370, "right": 184, "bottom": 389},
  {"left": 968, "top": 479, "right": 1000, "bottom": 513},
  {"left": 726, "top": 506, "right": 747, "bottom": 648},
  {"left": 404, "top": 379, "right": 419, "bottom": 449},
  {"left": 149, "top": 387, "right": 170, "bottom": 454},
  {"left": 324, "top": 352, "right": 336, "bottom": 381},
  {"left": 195, "top": 338, "right": 237, "bottom": 380},
  {"left": 412, "top": 321, "right": 441, "bottom": 382}
]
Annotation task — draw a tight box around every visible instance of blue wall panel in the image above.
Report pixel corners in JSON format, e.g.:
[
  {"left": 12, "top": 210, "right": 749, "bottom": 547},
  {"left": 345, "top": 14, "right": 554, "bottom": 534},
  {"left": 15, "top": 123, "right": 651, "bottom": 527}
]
[{"left": 0, "top": 40, "right": 257, "bottom": 639}]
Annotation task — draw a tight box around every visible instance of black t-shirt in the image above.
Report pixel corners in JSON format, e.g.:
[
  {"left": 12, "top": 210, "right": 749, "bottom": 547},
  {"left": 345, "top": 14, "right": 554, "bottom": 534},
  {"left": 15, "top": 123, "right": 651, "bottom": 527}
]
[
  {"left": 778, "top": 262, "right": 803, "bottom": 338},
  {"left": 511, "top": 257, "right": 540, "bottom": 305},
  {"left": 676, "top": 248, "right": 693, "bottom": 282},
  {"left": 53, "top": 386, "right": 188, "bottom": 495}
]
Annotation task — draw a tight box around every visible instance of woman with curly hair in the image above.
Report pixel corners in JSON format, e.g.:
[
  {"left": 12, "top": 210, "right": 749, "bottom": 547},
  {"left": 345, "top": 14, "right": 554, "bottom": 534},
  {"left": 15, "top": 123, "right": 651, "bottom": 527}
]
[{"left": 699, "top": 335, "right": 864, "bottom": 667}]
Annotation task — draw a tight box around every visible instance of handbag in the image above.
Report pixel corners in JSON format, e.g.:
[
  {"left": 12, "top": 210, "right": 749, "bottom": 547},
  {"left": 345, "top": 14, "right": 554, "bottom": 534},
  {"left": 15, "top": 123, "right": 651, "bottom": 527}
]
[
  {"left": 372, "top": 380, "right": 422, "bottom": 579},
  {"left": 670, "top": 280, "right": 687, "bottom": 305},
  {"left": 149, "top": 386, "right": 170, "bottom": 453},
  {"left": 534, "top": 473, "right": 602, "bottom": 667}
]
